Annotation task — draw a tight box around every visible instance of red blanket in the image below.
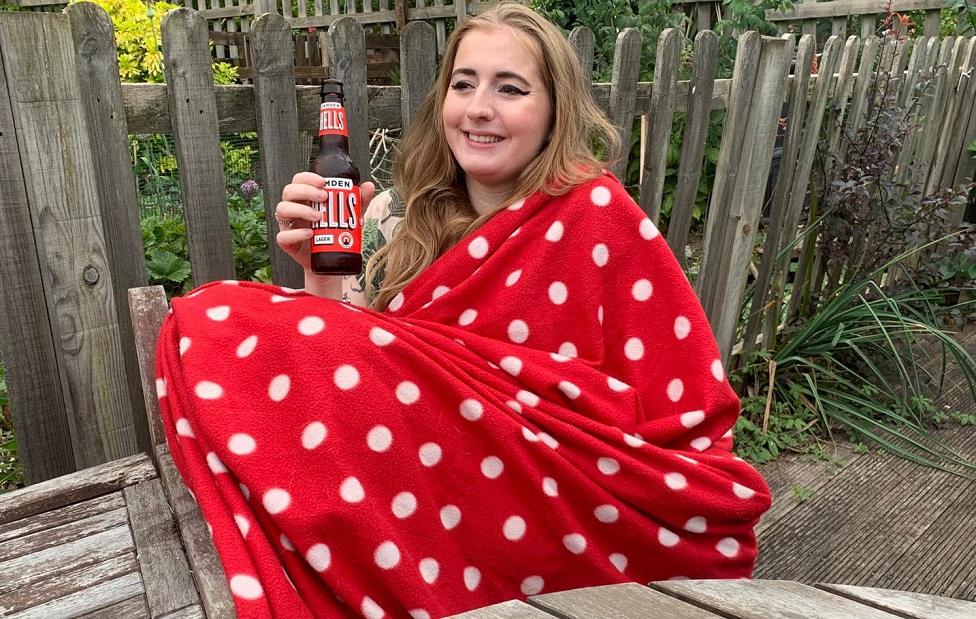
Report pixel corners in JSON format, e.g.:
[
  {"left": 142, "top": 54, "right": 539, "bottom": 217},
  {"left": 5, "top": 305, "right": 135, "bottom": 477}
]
[{"left": 156, "top": 174, "right": 770, "bottom": 618}]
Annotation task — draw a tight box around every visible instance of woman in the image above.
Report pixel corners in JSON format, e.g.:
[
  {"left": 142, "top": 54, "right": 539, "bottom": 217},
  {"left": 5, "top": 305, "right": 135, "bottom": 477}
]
[{"left": 156, "top": 4, "right": 771, "bottom": 618}]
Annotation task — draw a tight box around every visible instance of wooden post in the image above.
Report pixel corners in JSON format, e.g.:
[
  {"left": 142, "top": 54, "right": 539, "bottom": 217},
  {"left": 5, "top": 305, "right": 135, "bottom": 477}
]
[
  {"left": 607, "top": 28, "right": 641, "bottom": 180},
  {"left": 697, "top": 2, "right": 711, "bottom": 33},
  {"left": 327, "top": 16, "right": 371, "bottom": 181},
  {"left": 0, "top": 13, "right": 75, "bottom": 483},
  {"left": 66, "top": 2, "right": 151, "bottom": 454},
  {"left": 252, "top": 13, "right": 304, "bottom": 288},
  {"left": 696, "top": 33, "right": 792, "bottom": 362},
  {"left": 860, "top": 15, "right": 875, "bottom": 39},
  {"left": 455, "top": 0, "right": 467, "bottom": 26},
  {"left": 832, "top": 16, "right": 846, "bottom": 38},
  {"left": 395, "top": 0, "right": 407, "bottom": 32},
  {"left": 161, "top": 8, "right": 236, "bottom": 284},
  {"left": 667, "top": 29, "right": 718, "bottom": 270},
  {"left": 568, "top": 26, "right": 595, "bottom": 85},
  {"left": 639, "top": 28, "right": 680, "bottom": 224},
  {"left": 0, "top": 10, "right": 140, "bottom": 473},
  {"left": 400, "top": 21, "right": 436, "bottom": 131},
  {"left": 923, "top": 9, "right": 940, "bottom": 37}
]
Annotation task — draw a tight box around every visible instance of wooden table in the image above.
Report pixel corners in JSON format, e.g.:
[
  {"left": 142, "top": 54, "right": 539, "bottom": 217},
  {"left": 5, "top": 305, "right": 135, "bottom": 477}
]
[{"left": 448, "top": 580, "right": 976, "bottom": 619}]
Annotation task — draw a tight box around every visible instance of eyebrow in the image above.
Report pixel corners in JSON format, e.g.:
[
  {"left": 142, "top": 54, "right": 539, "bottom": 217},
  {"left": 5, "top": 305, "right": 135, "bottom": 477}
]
[{"left": 450, "top": 68, "right": 531, "bottom": 85}]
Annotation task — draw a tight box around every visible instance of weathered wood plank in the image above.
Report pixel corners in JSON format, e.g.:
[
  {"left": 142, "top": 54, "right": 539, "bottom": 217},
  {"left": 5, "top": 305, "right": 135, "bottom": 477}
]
[
  {"left": 446, "top": 599, "right": 556, "bottom": 618},
  {"left": 931, "top": 38, "right": 976, "bottom": 193},
  {"left": 127, "top": 285, "right": 169, "bottom": 450},
  {"left": 67, "top": 1, "right": 151, "bottom": 455},
  {"left": 666, "top": 29, "right": 718, "bottom": 269},
  {"left": 0, "top": 491, "right": 124, "bottom": 544},
  {"left": 740, "top": 33, "right": 817, "bottom": 362},
  {"left": 155, "top": 446, "right": 236, "bottom": 618},
  {"left": 639, "top": 27, "right": 680, "bottom": 224},
  {"left": 697, "top": 33, "right": 792, "bottom": 362},
  {"left": 817, "top": 583, "right": 976, "bottom": 619},
  {"left": 76, "top": 595, "right": 150, "bottom": 619},
  {"left": 124, "top": 478, "right": 199, "bottom": 616},
  {"left": 5, "top": 572, "right": 144, "bottom": 619},
  {"left": 844, "top": 36, "right": 880, "bottom": 146},
  {"left": 0, "top": 525, "right": 134, "bottom": 595},
  {"left": 327, "top": 16, "right": 371, "bottom": 181},
  {"left": 767, "top": 0, "right": 941, "bottom": 21},
  {"left": 0, "top": 12, "right": 74, "bottom": 484},
  {"left": 399, "top": 20, "right": 436, "bottom": 130},
  {"left": 568, "top": 26, "right": 594, "bottom": 86},
  {"left": 607, "top": 28, "right": 641, "bottom": 179},
  {"left": 530, "top": 582, "right": 722, "bottom": 618},
  {"left": 0, "top": 505, "right": 127, "bottom": 562},
  {"left": 251, "top": 12, "right": 304, "bottom": 289},
  {"left": 650, "top": 579, "right": 900, "bottom": 618},
  {"left": 0, "top": 453, "right": 156, "bottom": 524},
  {"left": 161, "top": 8, "right": 236, "bottom": 284},
  {"left": 0, "top": 10, "right": 139, "bottom": 473},
  {"left": 0, "top": 552, "right": 137, "bottom": 615},
  {"left": 159, "top": 604, "right": 207, "bottom": 619}
]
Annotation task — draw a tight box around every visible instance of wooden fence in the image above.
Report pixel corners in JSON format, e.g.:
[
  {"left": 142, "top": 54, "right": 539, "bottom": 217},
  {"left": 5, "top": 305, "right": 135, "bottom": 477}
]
[{"left": 1, "top": 3, "right": 974, "bottom": 485}]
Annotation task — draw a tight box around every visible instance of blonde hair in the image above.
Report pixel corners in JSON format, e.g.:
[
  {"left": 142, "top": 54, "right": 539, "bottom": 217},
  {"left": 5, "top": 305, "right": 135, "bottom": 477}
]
[{"left": 367, "top": 2, "right": 620, "bottom": 310}]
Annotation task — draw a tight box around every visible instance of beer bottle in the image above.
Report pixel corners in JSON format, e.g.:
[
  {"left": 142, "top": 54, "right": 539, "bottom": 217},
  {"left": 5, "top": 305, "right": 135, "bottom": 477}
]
[{"left": 309, "top": 79, "right": 362, "bottom": 275}]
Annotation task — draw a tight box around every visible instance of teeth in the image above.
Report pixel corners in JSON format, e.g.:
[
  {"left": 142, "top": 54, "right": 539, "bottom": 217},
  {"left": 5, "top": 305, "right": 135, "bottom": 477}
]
[{"left": 468, "top": 133, "right": 501, "bottom": 144}]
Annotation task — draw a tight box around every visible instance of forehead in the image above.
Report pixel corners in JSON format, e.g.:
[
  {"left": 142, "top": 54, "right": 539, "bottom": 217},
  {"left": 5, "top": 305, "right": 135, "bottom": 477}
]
[{"left": 452, "top": 25, "right": 544, "bottom": 80}]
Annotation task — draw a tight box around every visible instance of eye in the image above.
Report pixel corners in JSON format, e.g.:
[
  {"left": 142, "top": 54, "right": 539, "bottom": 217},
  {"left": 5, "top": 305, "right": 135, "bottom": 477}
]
[
  {"left": 450, "top": 81, "right": 474, "bottom": 92},
  {"left": 499, "top": 84, "right": 530, "bottom": 96}
]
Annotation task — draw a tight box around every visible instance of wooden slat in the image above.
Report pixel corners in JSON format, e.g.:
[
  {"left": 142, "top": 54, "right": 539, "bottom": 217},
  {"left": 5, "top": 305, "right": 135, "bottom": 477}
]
[
  {"left": 0, "top": 10, "right": 138, "bottom": 473},
  {"left": 161, "top": 8, "right": 236, "bottom": 284},
  {"left": 529, "top": 582, "right": 722, "bottom": 618},
  {"left": 923, "top": 9, "right": 941, "bottom": 37},
  {"left": 66, "top": 1, "right": 150, "bottom": 454},
  {"left": 127, "top": 285, "right": 169, "bottom": 450},
  {"left": 908, "top": 37, "right": 958, "bottom": 189},
  {"left": 697, "top": 33, "right": 792, "bottom": 362},
  {"left": 930, "top": 38, "right": 976, "bottom": 193},
  {"left": 77, "top": 595, "right": 150, "bottom": 619},
  {"left": 0, "top": 492, "right": 125, "bottom": 544},
  {"left": 844, "top": 36, "right": 880, "bottom": 144},
  {"left": 0, "top": 552, "right": 137, "bottom": 615},
  {"left": 568, "top": 26, "right": 594, "bottom": 85},
  {"left": 251, "top": 13, "right": 304, "bottom": 289},
  {"left": 666, "top": 29, "right": 718, "bottom": 269},
  {"left": 0, "top": 505, "right": 128, "bottom": 562},
  {"left": 860, "top": 15, "right": 875, "bottom": 39},
  {"left": 639, "top": 27, "right": 680, "bottom": 224},
  {"left": 0, "top": 453, "right": 156, "bottom": 524},
  {"left": 159, "top": 604, "right": 207, "bottom": 619},
  {"left": 155, "top": 446, "right": 236, "bottom": 618},
  {"left": 739, "top": 33, "right": 818, "bottom": 362},
  {"left": 4, "top": 572, "right": 143, "bottom": 619},
  {"left": 327, "top": 16, "right": 371, "bottom": 181},
  {"left": 607, "top": 28, "right": 641, "bottom": 180},
  {"left": 0, "top": 11, "right": 74, "bottom": 484},
  {"left": 0, "top": 525, "right": 134, "bottom": 595},
  {"left": 945, "top": 40, "right": 976, "bottom": 201},
  {"left": 817, "top": 584, "right": 976, "bottom": 619},
  {"left": 446, "top": 599, "right": 556, "bottom": 618},
  {"left": 124, "top": 478, "right": 199, "bottom": 616},
  {"left": 650, "top": 579, "right": 900, "bottom": 619},
  {"left": 399, "top": 20, "right": 436, "bottom": 130},
  {"left": 832, "top": 16, "right": 847, "bottom": 37},
  {"left": 767, "top": 0, "right": 941, "bottom": 21}
]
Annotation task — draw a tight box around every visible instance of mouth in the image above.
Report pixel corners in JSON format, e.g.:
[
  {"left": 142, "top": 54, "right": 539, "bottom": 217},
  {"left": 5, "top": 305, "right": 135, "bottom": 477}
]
[{"left": 464, "top": 131, "right": 504, "bottom": 145}]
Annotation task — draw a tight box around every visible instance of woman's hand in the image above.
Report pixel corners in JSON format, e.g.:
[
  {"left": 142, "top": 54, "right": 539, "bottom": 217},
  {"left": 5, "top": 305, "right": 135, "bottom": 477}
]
[{"left": 275, "top": 172, "right": 375, "bottom": 273}]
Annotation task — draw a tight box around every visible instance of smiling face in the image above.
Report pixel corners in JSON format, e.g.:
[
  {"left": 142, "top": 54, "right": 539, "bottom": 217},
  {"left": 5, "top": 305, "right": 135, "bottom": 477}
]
[{"left": 442, "top": 25, "right": 554, "bottom": 197}]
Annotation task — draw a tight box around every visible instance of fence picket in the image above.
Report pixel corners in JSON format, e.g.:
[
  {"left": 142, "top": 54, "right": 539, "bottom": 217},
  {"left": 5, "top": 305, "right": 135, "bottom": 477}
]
[
  {"left": 824, "top": 36, "right": 863, "bottom": 173},
  {"left": 327, "top": 17, "right": 371, "bottom": 181},
  {"left": 607, "top": 28, "right": 641, "bottom": 180},
  {"left": 400, "top": 21, "right": 437, "bottom": 131},
  {"left": 919, "top": 37, "right": 967, "bottom": 194},
  {"left": 0, "top": 14, "right": 75, "bottom": 484},
  {"left": 0, "top": 11, "right": 138, "bottom": 471},
  {"left": 666, "top": 29, "right": 718, "bottom": 269},
  {"left": 568, "top": 26, "right": 594, "bottom": 84},
  {"left": 937, "top": 39, "right": 976, "bottom": 195},
  {"left": 161, "top": 8, "right": 237, "bottom": 283},
  {"left": 740, "top": 33, "right": 817, "bottom": 363},
  {"left": 67, "top": 1, "right": 150, "bottom": 451},
  {"left": 638, "top": 28, "right": 680, "bottom": 223},
  {"left": 252, "top": 13, "right": 304, "bottom": 288}
]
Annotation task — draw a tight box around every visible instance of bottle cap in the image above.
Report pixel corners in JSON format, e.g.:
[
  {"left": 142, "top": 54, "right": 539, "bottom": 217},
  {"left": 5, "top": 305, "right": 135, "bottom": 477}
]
[{"left": 321, "top": 79, "right": 344, "bottom": 98}]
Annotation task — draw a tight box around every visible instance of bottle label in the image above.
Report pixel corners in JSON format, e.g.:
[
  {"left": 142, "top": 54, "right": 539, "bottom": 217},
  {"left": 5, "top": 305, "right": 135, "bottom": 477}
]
[
  {"left": 319, "top": 101, "right": 348, "bottom": 137},
  {"left": 310, "top": 177, "right": 362, "bottom": 255}
]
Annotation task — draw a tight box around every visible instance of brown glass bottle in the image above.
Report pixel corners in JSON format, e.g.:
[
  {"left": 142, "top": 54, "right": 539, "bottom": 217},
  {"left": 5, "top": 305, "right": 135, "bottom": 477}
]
[{"left": 309, "top": 79, "right": 363, "bottom": 276}]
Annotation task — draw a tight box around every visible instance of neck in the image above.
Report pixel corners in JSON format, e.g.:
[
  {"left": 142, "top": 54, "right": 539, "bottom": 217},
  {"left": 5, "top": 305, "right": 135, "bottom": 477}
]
[{"left": 465, "top": 178, "right": 514, "bottom": 217}]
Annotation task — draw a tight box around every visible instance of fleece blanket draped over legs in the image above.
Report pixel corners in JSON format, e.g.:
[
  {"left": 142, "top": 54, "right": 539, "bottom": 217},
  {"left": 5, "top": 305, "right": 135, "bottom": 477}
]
[{"left": 156, "top": 175, "right": 771, "bottom": 618}]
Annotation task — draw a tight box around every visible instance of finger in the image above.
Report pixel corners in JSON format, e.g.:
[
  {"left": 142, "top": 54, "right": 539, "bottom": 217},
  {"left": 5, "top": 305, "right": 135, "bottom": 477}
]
[
  {"left": 281, "top": 183, "right": 328, "bottom": 204},
  {"left": 291, "top": 171, "right": 325, "bottom": 187},
  {"left": 276, "top": 228, "right": 313, "bottom": 251},
  {"left": 275, "top": 201, "right": 320, "bottom": 225},
  {"left": 360, "top": 181, "right": 375, "bottom": 207}
]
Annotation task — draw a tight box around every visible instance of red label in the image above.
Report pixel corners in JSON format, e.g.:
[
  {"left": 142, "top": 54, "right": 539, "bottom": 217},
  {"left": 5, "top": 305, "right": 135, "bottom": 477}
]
[
  {"left": 310, "top": 178, "right": 361, "bottom": 256},
  {"left": 319, "top": 102, "right": 348, "bottom": 137}
]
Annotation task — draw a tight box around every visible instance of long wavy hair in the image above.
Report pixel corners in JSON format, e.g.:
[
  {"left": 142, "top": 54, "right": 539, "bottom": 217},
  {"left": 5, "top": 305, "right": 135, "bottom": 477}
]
[{"left": 366, "top": 2, "right": 620, "bottom": 310}]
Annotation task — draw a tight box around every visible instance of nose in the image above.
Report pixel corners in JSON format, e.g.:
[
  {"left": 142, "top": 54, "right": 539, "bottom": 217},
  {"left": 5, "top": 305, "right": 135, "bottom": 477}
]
[{"left": 465, "top": 88, "right": 494, "bottom": 121}]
